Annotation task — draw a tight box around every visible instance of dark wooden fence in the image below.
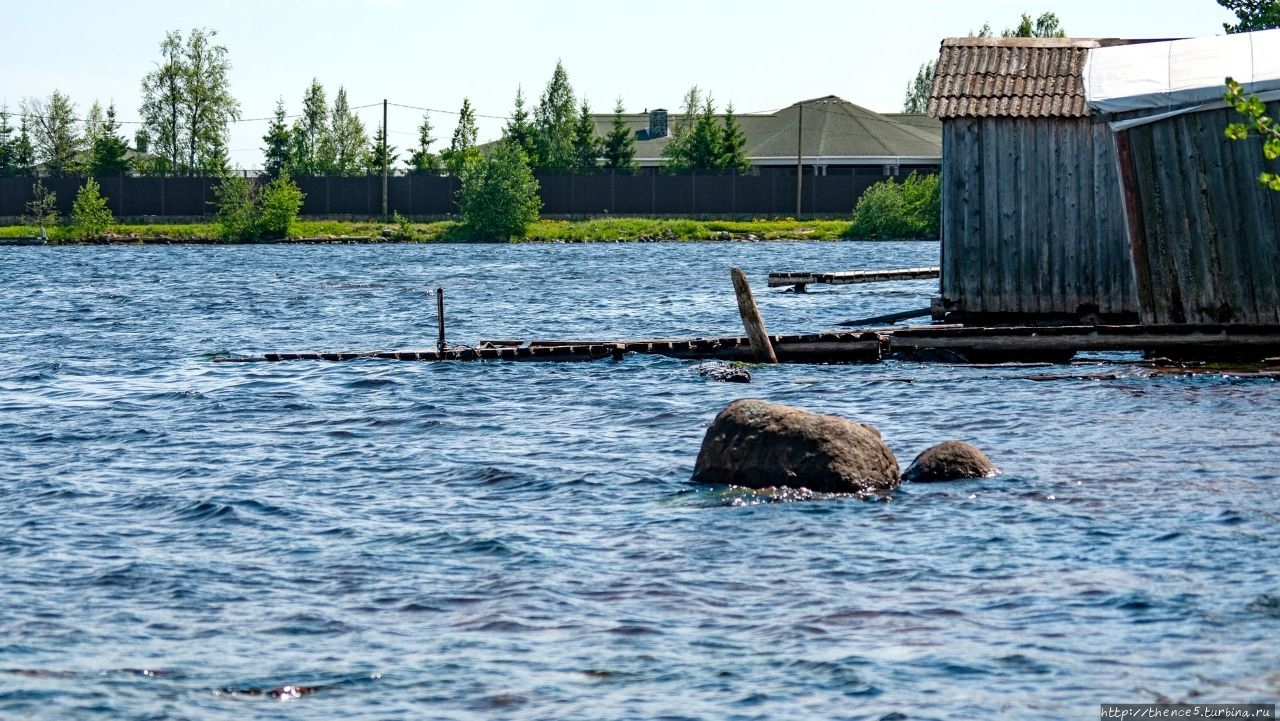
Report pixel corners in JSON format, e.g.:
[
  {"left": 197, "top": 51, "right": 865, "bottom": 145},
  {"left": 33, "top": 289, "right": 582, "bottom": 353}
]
[{"left": 0, "top": 172, "right": 899, "bottom": 219}]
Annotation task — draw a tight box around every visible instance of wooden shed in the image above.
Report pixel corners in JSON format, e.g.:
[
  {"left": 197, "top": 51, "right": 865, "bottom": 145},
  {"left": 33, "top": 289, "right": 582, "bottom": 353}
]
[
  {"left": 1085, "top": 30, "right": 1280, "bottom": 325},
  {"left": 927, "top": 37, "right": 1142, "bottom": 324}
]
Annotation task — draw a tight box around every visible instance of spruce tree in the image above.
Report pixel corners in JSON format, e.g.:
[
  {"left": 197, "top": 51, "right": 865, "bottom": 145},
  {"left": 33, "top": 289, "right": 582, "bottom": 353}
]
[
  {"left": 15, "top": 117, "right": 36, "bottom": 175},
  {"left": 442, "top": 98, "right": 480, "bottom": 176},
  {"left": 367, "top": 121, "right": 398, "bottom": 176},
  {"left": 406, "top": 112, "right": 439, "bottom": 175},
  {"left": 0, "top": 105, "right": 17, "bottom": 176},
  {"left": 88, "top": 104, "right": 132, "bottom": 176},
  {"left": 262, "top": 98, "right": 291, "bottom": 179},
  {"left": 718, "top": 103, "right": 749, "bottom": 173},
  {"left": 533, "top": 61, "right": 577, "bottom": 172},
  {"left": 503, "top": 85, "right": 537, "bottom": 162},
  {"left": 571, "top": 99, "right": 601, "bottom": 172},
  {"left": 601, "top": 98, "right": 637, "bottom": 172}
]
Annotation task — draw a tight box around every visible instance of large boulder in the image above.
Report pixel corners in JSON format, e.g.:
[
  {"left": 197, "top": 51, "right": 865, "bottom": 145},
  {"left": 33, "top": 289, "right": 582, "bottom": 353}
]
[
  {"left": 902, "top": 440, "right": 998, "bottom": 482},
  {"left": 692, "top": 399, "right": 900, "bottom": 494}
]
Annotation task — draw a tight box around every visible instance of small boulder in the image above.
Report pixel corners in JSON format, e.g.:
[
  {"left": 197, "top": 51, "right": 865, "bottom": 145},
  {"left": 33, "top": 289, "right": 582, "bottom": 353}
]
[
  {"left": 902, "top": 440, "right": 998, "bottom": 482},
  {"left": 692, "top": 399, "right": 899, "bottom": 494},
  {"left": 697, "top": 363, "right": 751, "bottom": 383}
]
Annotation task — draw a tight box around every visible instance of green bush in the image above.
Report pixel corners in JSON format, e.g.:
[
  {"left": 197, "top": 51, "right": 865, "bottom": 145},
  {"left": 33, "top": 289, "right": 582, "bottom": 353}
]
[
  {"left": 459, "top": 140, "right": 541, "bottom": 240},
  {"left": 23, "top": 180, "right": 59, "bottom": 232},
  {"left": 848, "top": 172, "right": 940, "bottom": 239},
  {"left": 70, "top": 178, "right": 115, "bottom": 239},
  {"left": 215, "top": 171, "right": 305, "bottom": 240},
  {"left": 256, "top": 172, "right": 304, "bottom": 239}
]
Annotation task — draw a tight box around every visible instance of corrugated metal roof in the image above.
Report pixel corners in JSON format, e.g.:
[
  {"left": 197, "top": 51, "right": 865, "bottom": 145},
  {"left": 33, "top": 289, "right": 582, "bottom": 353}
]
[{"left": 928, "top": 38, "right": 1103, "bottom": 119}]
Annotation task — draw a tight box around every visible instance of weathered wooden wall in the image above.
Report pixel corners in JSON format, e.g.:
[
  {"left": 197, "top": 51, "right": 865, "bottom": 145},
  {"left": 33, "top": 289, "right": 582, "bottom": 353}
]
[
  {"left": 939, "top": 116, "right": 1137, "bottom": 320},
  {"left": 1119, "top": 103, "right": 1280, "bottom": 325}
]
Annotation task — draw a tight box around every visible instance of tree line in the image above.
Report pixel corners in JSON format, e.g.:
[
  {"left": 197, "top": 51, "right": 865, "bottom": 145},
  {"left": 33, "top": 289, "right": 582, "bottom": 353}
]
[{"left": 0, "top": 26, "right": 754, "bottom": 180}]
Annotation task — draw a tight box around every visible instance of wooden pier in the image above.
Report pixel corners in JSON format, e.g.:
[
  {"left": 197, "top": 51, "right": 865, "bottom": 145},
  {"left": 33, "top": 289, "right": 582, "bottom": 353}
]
[
  {"left": 767, "top": 267, "right": 939, "bottom": 291},
  {"left": 212, "top": 324, "right": 1280, "bottom": 365}
]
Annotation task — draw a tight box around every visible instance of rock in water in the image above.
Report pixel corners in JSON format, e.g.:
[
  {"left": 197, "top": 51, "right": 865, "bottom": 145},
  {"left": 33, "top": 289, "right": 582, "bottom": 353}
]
[
  {"left": 902, "top": 440, "right": 998, "bottom": 482},
  {"left": 692, "top": 399, "right": 899, "bottom": 493},
  {"left": 697, "top": 363, "right": 752, "bottom": 383}
]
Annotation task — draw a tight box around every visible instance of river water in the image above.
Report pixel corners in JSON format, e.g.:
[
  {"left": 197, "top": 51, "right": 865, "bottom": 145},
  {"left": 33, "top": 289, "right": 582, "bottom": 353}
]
[{"left": 1, "top": 242, "right": 1277, "bottom": 720}]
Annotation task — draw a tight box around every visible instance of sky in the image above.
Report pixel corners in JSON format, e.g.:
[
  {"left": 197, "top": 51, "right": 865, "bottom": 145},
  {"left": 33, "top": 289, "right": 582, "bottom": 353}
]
[{"left": 1, "top": 0, "right": 1240, "bottom": 169}]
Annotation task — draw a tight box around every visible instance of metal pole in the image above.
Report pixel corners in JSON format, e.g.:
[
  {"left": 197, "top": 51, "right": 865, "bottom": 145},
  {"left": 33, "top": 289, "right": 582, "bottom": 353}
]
[
  {"left": 795, "top": 102, "right": 803, "bottom": 219},
  {"left": 381, "top": 99, "right": 389, "bottom": 220},
  {"left": 436, "top": 287, "right": 445, "bottom": 351}
]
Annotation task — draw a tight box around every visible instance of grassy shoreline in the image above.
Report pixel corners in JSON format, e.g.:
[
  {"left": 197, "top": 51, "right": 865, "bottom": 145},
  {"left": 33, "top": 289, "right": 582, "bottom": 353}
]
[{"left": 0, "top": 217, "right": 878, "bottom": 244}]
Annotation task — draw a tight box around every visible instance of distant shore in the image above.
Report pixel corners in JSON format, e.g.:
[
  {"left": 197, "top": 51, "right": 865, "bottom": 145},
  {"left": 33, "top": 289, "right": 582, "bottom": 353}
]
[{"left": 0, "top": 217, "right": 928, "bottom": 245}]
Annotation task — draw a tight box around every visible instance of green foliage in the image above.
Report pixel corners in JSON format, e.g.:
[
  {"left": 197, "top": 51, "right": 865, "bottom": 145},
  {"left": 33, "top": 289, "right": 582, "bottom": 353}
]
[
  {"left": 503, "top": 85, "right": 538, "bottom": 161},
  {"left": 14, "top": 117, "right": 36, "bottom": 175},
  {"left": 1224, "top": 77, "right": 1280, "bottom": 190},
  {"left": 214, "top": 174, "right": 256, "bottom": 239},
  {"left": 1219, "top": 0, "right": 1280, "bottom": 32},
  {"left": 1002, "top": 11, "right": 1066, "bottom": 37},
  {"left": 257, "top": 172, "right": 305, "bottom": 238},
  {"left": 572, "top": 99, "right": 601, "bottom": 172},
  {"left": 140, "top": 28, "right": 240, "bottom": 176},
  {"left": 664, "top": 88, "right": 728, "bottom": 172},
  {"left": 458, "top": 140, "right": 541, "bottom": 240},
  {"left": 533, "top": 61, "right": 578, "bottom": 172},
  {"left": 288, "top": 79, "right": 329, "bottom": 177},
  {"left": 326, "top": 87, "right": 369, "bottom": 176},
  {"left": 23, "top": 90, "right": 82, "bottom": 176},
  {"left": 261, "top": 98, "right": 292, "bottom": 179},
  {"left": 215, "top": 172, "right": 305, "bottom": 240},
  {"left": 88, "top": 104, "right": 132, "bottom": 176},
  {"left": 602, "top": 98, "right": 637, "bottom": 172},
  {"left": 392, "top": 210, "right": 415, "bottom": 240},
  {"left": 903, "top": 61, "right": 935, "bottom": 114},
  {"left": 406, "top": 112, "right": 439, "bottom": 175},
  {"left": 0, "top": 105, "right": 17, "bottom": 176},
  {"left": 719, "top": 104, "right": 750, "bottom": 173},
  {"left": 71, "top": 178, "right": 114, "bottom": 239},
  {"left": 848, "top": 172, "right": 940, "bottom": 239},
  {"left": 24, "top": 181, "right": 59, "bottom": 230},
  {"left": 442, "top": 98, "right": 481, "bottom": 176},
  {"left": 367, "top": 121, "right": 398, "bottom": 176},
  {"left": 83, "top": 101, "right": 105, "bottom": 151}
]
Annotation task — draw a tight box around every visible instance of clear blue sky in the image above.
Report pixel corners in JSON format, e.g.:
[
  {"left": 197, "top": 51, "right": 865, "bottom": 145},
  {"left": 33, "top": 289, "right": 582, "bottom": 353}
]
[{"left": 1, "top": 0, "right": 1238, "bottom": 169}]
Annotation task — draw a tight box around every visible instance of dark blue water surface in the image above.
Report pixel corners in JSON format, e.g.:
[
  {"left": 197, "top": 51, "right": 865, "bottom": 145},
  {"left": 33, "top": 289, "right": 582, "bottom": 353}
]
[{"left": 1, "top": 242, "right": 1278, "bottom": 720}]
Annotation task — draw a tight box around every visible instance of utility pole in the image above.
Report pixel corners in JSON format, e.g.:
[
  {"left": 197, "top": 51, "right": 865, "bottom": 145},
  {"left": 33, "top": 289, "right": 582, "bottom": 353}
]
[
  {"left": 382, "top": 98, "right": 389, "bottom": 220},
  {"left": 795, "top": 101, "right": 804, "bottom": 220}
]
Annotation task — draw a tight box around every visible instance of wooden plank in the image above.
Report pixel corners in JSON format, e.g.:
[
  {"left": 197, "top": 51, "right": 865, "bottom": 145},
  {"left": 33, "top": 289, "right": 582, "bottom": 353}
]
[
  {"left": 835, "top": 307, "right": 933, "bottom": 327},
  {"left": 980, "top": 117, "right": 1002, "bottom": 314},
  {"left": 766, "top": 267, "right": 940, "bottom": 287},
  {"left": 731, "top": 267, "right": 778, "bottom": 363},
  {"left": 997, "top": 118, "right": 1019, "bottom": 316}
]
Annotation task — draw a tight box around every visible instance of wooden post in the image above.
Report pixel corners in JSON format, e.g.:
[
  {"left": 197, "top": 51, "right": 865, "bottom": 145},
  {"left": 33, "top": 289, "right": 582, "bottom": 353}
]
[
  {"left": 731, "top": 267, "right": 778, "bottom": 363},
  {"left": 436, "top": 287, "right": 445, "bottom": 350}
]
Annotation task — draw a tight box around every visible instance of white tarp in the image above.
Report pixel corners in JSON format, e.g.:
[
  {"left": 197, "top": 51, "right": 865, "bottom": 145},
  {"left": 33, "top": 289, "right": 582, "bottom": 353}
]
[{"left": 1084, "top": 28, "right": 1280, "bottom": 114}]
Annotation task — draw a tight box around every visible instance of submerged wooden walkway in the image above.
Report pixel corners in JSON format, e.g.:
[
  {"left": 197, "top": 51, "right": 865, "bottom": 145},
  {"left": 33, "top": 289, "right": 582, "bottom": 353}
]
[
  {"left": 768, "top": 267, "right": 939, "bottom": 291},
  {"left": 212, "top": 324, "right": 1280, "bottom": 365}
]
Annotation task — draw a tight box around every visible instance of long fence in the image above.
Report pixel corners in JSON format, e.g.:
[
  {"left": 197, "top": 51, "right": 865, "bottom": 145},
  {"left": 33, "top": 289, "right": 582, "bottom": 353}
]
[{"left": 0, "top": 171, "right": 907, "bottom": 219}]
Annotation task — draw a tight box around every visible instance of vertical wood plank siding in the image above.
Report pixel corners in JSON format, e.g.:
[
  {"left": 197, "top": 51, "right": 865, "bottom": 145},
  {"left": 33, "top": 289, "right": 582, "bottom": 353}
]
[
  {"left": 940, "top": 117, "right": 1137, "bottom": 318},
  {"left": 1121, "top": 103, "right": 1280, "bottom": 325}
]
